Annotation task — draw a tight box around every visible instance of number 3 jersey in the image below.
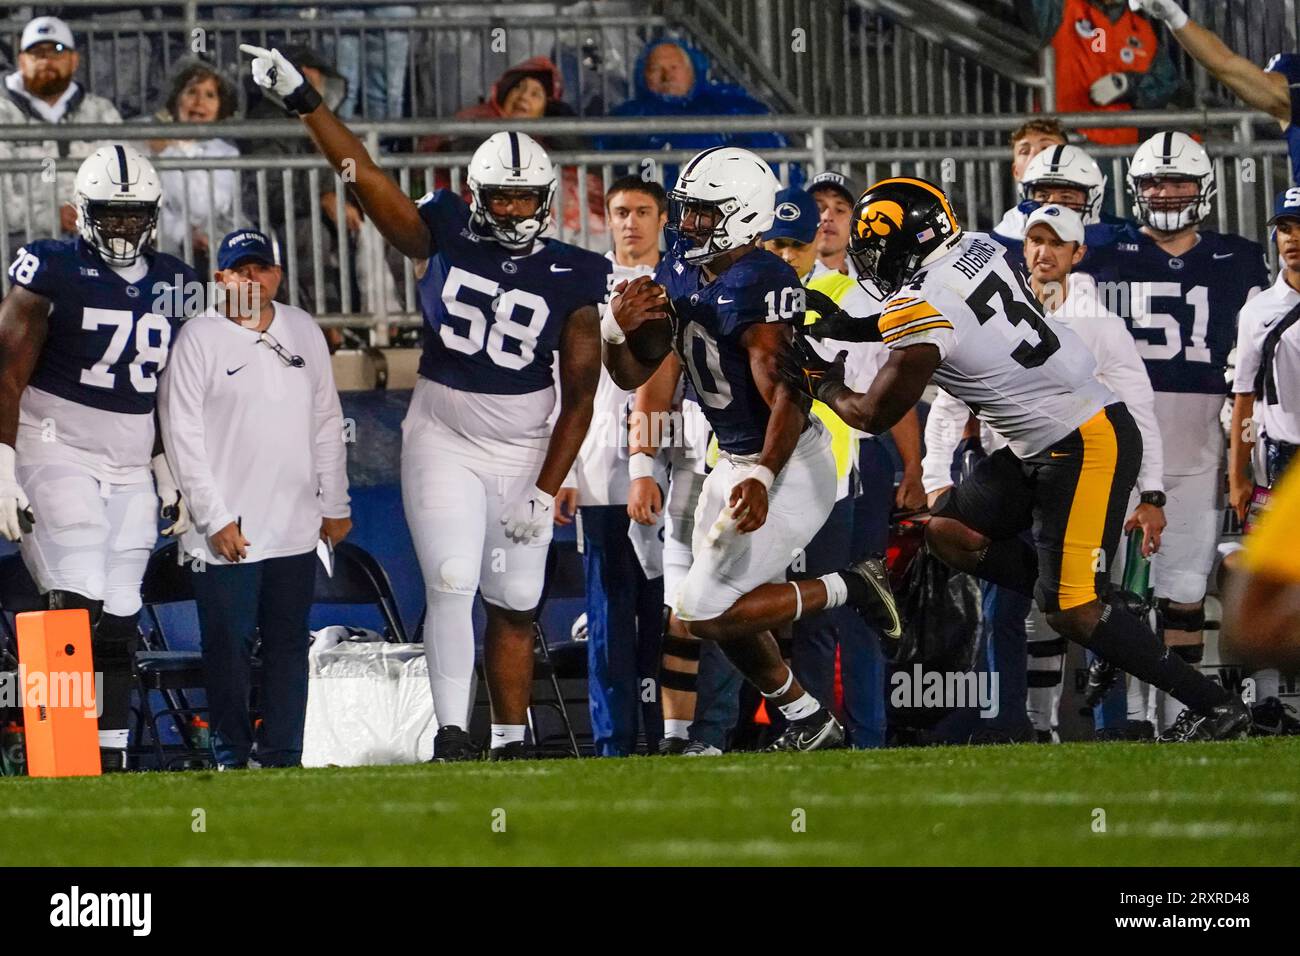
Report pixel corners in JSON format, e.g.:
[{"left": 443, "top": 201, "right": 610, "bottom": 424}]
[
  {"left": 8, "top": 238, "right": 198, "bottom": 482},
  {"left": 656, "top": 247, "right": 805, "bottom": 456},
  {"left": 411, "top": 189, "right": 610, "bottom": 471},
  {"left": 879, "top": 231, "right": 1113, "bottom": 459}
]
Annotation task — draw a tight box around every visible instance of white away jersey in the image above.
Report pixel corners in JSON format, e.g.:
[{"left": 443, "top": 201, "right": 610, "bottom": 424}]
[
  {"left": 1233, "top": 271, "right": 1300, "bottom": 446},
  {"left": 879, "top": 232, "right": 1114, "bottom": 458}
]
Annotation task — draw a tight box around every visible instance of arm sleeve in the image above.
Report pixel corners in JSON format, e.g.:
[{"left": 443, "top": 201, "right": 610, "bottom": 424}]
[
  {"left": 1232, "top": 309, "right": 1261, "bottom": 396},
  {"left": 1099, "top": 319, "right": 1165, "bottom": 494},
  {"left": 157, "top": 328, "right": 234, "bottom": 535},
  {"left": 921, "top": 389, "right": 970, "bottom": 495},
  {"left": 310, "top": 325, "right": 351, "bottom": 519}
]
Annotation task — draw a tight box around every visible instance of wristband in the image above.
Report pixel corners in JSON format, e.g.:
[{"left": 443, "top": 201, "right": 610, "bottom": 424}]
[
  {"left": 746, "top": 465, "right": 775, "bottom": 490},
  {"left": 629, "top": 453, "right": 656, "bottom": 482},
  {"left": 1165, "top": 5, "right": 1189, "bottom": 30},
  {"left": 600, "top": 309, "right": 626, "bottom": 345},
  {"left": 282, "top": 80, "right": 322, "bottom": 116}
]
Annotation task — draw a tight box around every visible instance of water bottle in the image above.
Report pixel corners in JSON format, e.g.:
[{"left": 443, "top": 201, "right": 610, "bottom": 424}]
[
  {"left": 1, "top": 721, "right": 26, "bottom": 776},
  {"left": 1122, "top": 530, "right": 1151, "bottom": 602}
]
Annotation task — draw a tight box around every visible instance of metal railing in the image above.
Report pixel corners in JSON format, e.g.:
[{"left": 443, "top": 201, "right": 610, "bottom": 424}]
[{"left": 0, "top": 109, "right": 1289, "bottom": 338}]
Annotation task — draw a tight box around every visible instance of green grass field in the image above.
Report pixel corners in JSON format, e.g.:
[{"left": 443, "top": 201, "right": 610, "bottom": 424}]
[{"left": 2, "top": 738, "right": 1298, "bottom": 866}]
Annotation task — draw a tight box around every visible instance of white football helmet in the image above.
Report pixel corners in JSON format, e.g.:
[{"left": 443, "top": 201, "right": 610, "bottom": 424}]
[
  {"left": 1020, "top": 144, "right": 1107, "bottom": 225},
  {"left": 466, "top": 131, "right": 557, "bottom": 249},
  {"left": 74, "top": 144, "right": 162, "bottom": 266},
  {"left": 668, "top": 146, "right": 778, "bottom": 264},
  {"left": 1127, "top": 131, "right": 1216, "bottom": 232}
]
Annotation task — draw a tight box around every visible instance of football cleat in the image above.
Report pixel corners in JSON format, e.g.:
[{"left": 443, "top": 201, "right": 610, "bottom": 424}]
[
  {"left": 489, "top": 741, "right": 533, "bottom": 761},
  {"left": 682, "top": 740, "right": 723, "bottom": 756},
  {"left": 844, "top": 557, "right": 903, "bottom": 639},
  {"left": 1157, "top": 699, "right": 1252, "bottom": 743},
  {"left": 1249, "top": 696, "right": 1300, "bottom": 736},
  {"left": 764, "top": 709, "right": 845, "bottom": 752},
  {"left": 430, "top": 725, "right": 479, "bottom": 763},
  {"left": 1083, "top": 657, "right": 1120, "bottom": 709},
  {"left": 658, "top": 736, "right": 689, "bottom": 756},
  {"left": 1094, "top": 720, "right": 1155, "bottom": 742}
]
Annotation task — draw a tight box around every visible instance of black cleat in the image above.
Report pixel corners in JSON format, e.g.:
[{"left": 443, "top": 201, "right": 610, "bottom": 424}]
[
  {"left": 430, "top": 725, "right": 479, "bottom": 763},
  {"left": 843, "top": 557, "right": 903, "bottom": 639},
  {"left": 658, "top": 736, "right": 688, "bottom": 756},
  {"left": 1249, "top": 696, "right": 1300, "bottom": 736},
  {"left": 489, "top": 741, "right": 532, "bottom": 761},
  {"left": 1083, "top": 657, "right": 1120, "bottom": 709},
  {"left": 1158, "top": 698, "right": 1252, "bottom": 742},
  {"left": 764, "top": 709, "right": 845, "bottom": 752},
  {"left": 1094, "top": 720, "right": 1155, "bottom": 742}
]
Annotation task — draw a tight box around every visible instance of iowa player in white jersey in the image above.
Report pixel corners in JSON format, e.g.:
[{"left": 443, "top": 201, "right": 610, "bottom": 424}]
[
  {"left": 0, "top": 145, "right": 199, "bottom": 770},
  {"left": 242, "top": 45, "right": 609, "bottom": 761},
  {"left": 784, "top": 177, "right": 1251, "bottom": 741}
]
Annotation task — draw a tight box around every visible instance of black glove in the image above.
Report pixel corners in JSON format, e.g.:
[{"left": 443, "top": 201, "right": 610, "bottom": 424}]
[
  {"left": 779, "top": 334, "right": 848, "bottom": 405},
  {"left": 802, "top": 289, "right": 883, "bottom": 342}
]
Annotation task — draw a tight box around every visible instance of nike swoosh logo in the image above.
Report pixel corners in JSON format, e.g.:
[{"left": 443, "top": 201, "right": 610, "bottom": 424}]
[
  {"left": 549, "top": 264, "right": 572, "bottom": 273},
  {"left": 717, "top": 296, "right": 734, "bottom": 304},
  {"left": 1212, "top": 253, "right": 1234, "bottom": 259},
  {"left": 226, "top": 365, "right": 246, "bottom": 376}
]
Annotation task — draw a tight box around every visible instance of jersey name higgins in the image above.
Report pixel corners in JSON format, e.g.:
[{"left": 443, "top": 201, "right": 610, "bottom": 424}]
[{"left": 951, "top": 237, "right": 1002, "bottom": 280}]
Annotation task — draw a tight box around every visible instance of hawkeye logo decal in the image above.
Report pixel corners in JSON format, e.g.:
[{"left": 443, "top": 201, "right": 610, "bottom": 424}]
[{"left": 859, "top": 200, "right": 905, "bottom": 238}]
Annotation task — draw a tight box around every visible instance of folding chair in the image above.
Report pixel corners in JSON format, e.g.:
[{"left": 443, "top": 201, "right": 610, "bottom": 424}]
[{"left": 314, "top": 541, "right": 409, "bottom": 642}]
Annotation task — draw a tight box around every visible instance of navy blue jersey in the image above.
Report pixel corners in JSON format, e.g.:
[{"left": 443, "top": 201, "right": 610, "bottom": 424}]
[
  {"left": 7, "top": 238, "right": 199, "bottom": 415},
  {"left": 656, "top": 248, "right": 804, "bottom": 455},
  {"left": 415, "top": 190, "right": 611, "bottom": 395},
  {"left": 1265, "top": 53, "right": 1300, "bottom": 185},
  {"left": 1081, "top": 226, "right": 1269, "bottom": 394}
]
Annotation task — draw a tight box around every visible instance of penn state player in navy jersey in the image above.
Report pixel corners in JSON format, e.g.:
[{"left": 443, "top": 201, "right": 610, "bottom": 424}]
[
  {"left": 1128, "top": 0, "right": 1300, "bottom": 185},
  {"left": 0, "top": 145, "right": 199, "bottom": 770},
  {"left": 603, "top": 147, "right": 900, "bottom": 752},
  {"left": 242, "top": 44, "right": 608, "bottom": 761},
  {"left": 1082, "top": 131, "right": 1268, "bottom": 736}
]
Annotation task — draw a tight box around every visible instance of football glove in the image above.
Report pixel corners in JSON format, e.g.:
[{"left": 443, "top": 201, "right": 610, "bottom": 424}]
[
  {"left": 240, "top": 43, "right": 323, "bottom": 115},
  {"left": 1128, "top": 0, "right": 1189, "bottom": 30},
  {"left": 0, "top": 444, "right": 31, "bottom": 542},
  {"left": 1089, "top": 72, "right": 1132, "bottom": 107},
  {"left": 779, "top": 334, "right": 848, "bottom": 405},
  {"left": 152, "top": 453, "right": 192, "bottom": 537},
  {"left": 802, "top": 288, "right": 882, "bottom": 342},
  {"left": 501, "top": 485, "right": 555, "bottom": 544}
]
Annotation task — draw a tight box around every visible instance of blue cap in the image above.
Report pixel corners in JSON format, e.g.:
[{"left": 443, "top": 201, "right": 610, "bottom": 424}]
[
  {"left": 1267, "top": 187, "right": 1300, "bottom": 227},
  {"left": 767, "top": 187, "right": 819, "bottom": 244},
  {"left": 217, "top": 228, "right": 279, "bottom": 271}
]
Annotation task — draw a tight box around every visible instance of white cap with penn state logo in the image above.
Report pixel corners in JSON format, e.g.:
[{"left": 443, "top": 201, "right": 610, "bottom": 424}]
[
  {"left": 1025, "top": 203, "right": 1085, "bottom": 244},
  {"left": 21, "top": 16, "right": 76, "bottom": 52}
]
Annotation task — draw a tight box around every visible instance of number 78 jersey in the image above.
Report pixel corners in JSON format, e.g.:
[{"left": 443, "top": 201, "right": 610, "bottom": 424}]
[{"left": 879, "top": 232, "right": 1114, "bottom": 458}]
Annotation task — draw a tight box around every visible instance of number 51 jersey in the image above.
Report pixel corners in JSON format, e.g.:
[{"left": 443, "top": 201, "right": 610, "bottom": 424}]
[
  {"left": 879, "top": 231, "right": 1114, "bottom": 459},
  {"left": 7, "top": 237, "right": 199, "bottom": 481}
]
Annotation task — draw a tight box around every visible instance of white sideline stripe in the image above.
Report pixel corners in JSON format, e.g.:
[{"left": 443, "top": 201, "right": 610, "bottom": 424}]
[
  {"left": 1110, "top": 822, "right": 1285, "bottom": 839},
  {"left": 622, "top": 839, "right": 848, "bottom": 861}
]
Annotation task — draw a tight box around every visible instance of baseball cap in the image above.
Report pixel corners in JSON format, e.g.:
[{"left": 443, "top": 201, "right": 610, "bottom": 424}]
[
  {"left": 21, "top": 16, "right": 75, "bottom": 53},
  {"left": 767, "top": 187, "right": 819, "bottom": 244},
  {"left": 1025, "top": 203, "right": 1085, "bottom": 244},
  {"left": 217, "top": 229, "right": 279, "bottom": 271},
  {"left": 807, "top": 170, "right": 857, "bottom": 206},
  {"left": 1267, "top": 187, "right": 1300, "bottom": 226}
]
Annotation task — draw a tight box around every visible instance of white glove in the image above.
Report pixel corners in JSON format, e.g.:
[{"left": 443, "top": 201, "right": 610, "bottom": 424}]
[
  {"left": 1128, "top": 0, "right": 1189, "bottom": 31},
  {"left": 152, "top": 453, "right": 191, "bottom": 537},
  {"left": 0, "top": 444, "right": 30, "bottom": 542},
  {"left": 500, "top": 486, "right": 555, "bottom": 544},
  {"left": 239, "top": 43, "right": 321, "bottom": 114},
  {"left": 1090, "top": 72, "right": 1132, "bottom": 107}
]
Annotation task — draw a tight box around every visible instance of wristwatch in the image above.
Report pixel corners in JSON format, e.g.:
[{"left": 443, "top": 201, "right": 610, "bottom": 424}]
[{"left": 1139, "top": 490, "right": 1166, "bottom": 508}]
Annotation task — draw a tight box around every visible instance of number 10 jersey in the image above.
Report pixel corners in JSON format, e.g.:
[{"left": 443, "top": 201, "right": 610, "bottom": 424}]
[{"left": 879, "top": 231, "right": 1113, "bottom": 459}]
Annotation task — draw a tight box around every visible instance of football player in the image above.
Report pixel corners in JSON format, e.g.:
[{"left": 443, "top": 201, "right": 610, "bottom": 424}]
[
  {"left": 1081, "top": 132, "right": 1268, "bottom": 735},
  {"left": 0, "top": 144, "right": 198, "bottom": 771},
  {"left": 785, "top": 176, "right": 1251, "bottom": 742},
  {"left": 1129, "top": 0, "right": 1300, "bottom": 185},
  {"left": 242, "top": 45, "right": 610, "bottom": 762},
  {"left": 602, "top": 146, "right": 901, "bottom": 752}
]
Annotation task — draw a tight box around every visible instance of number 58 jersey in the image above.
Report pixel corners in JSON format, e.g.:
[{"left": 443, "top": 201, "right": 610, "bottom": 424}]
[
  {"left": 7, "top": 238, "right": 199, "bottom": 481},
  {"left": 879, "top": 232, "right": 1114, "bottom": 458}
]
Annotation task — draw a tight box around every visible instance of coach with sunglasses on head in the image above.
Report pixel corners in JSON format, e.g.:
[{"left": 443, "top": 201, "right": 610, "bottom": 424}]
[{"left": 159, "top": 228, "right": 351, "bottom": 769}]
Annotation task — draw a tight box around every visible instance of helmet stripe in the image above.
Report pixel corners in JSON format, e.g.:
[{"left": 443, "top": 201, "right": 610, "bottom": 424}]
[
  {"left": 507, "top": 132, "right": 521, "bottom": 174},
  {"left": 1162, "top": 131, "right": 1173, "bottom": 164},
  {"left": 114, "top": 144, "right": 129, "bottom": 193},
  {"left": 873, "top": 177, "right": 959, "bottom": 234},
  {"left": 1050, "top": 144, "right": 1065, "bottom": 170},
  {"left": 682, "top": 146, "right": 724, "bottom": 178}
]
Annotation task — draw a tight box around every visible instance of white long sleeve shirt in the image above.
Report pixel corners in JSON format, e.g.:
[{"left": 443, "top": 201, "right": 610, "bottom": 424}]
[
  {"left": 158, "top": 302, "right": 350, "bottom": 566},
  {"left": 921, "top": 271, "right": 1164, "bottom": 495}
]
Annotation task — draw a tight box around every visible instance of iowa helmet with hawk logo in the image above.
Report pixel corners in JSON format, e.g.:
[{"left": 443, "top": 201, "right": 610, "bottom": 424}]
[{"left": 848, "top": 177, "right": 962, "bottom": 299}]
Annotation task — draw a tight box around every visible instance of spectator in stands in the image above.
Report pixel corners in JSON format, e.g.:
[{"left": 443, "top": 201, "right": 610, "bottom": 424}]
[
  {"left": 323, "top": 5, "right": 417, "bottom": 121},
  {"left": 159, "top": 228, "right": 351, "bottom": 770},
  {"left": 0, "top": 16, "right": 122, "bottom": 250},
  {"left": 556, "top": 176, "right": 667, "bottom": 756},
  {"left": 594, "top": 37, "right": 799, "bottom": 186},
  {"left": 236, "top": 45, "right": 361, "bottom": 316},
  {"left": 419, "top": 56, "right": 606, "bottom": 246},
  {"left": 1017, "top": 0, "right": 1178, "bottom": 145},
  {"left": 150, "top": 61, "right": 240, "bottom": 275},
  {"left": 807, "top": 171, "right": 858, "bottom": 278},
  {"left": 1010, "top": 117, "right": 1068, "bottom": 184},
  {"left": 80, "top": 4, "right": 168, "bottom": 119}
]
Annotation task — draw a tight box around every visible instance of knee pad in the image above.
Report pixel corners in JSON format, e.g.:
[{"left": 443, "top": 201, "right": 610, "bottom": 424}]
[
  {"left": 433, "top": 557, "right": 478, "bottom": 595},
  {"left": 1169, "top": 643, "right": 1204, "bottom": 665},
  {"left": 1158, "top": 599, "right": 1206, "bottom": 633}
]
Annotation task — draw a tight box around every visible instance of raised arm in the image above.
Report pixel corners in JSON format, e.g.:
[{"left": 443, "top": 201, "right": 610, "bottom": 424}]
[{"left": 240, "top": 44, "right": 432, "bottom": 259}]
